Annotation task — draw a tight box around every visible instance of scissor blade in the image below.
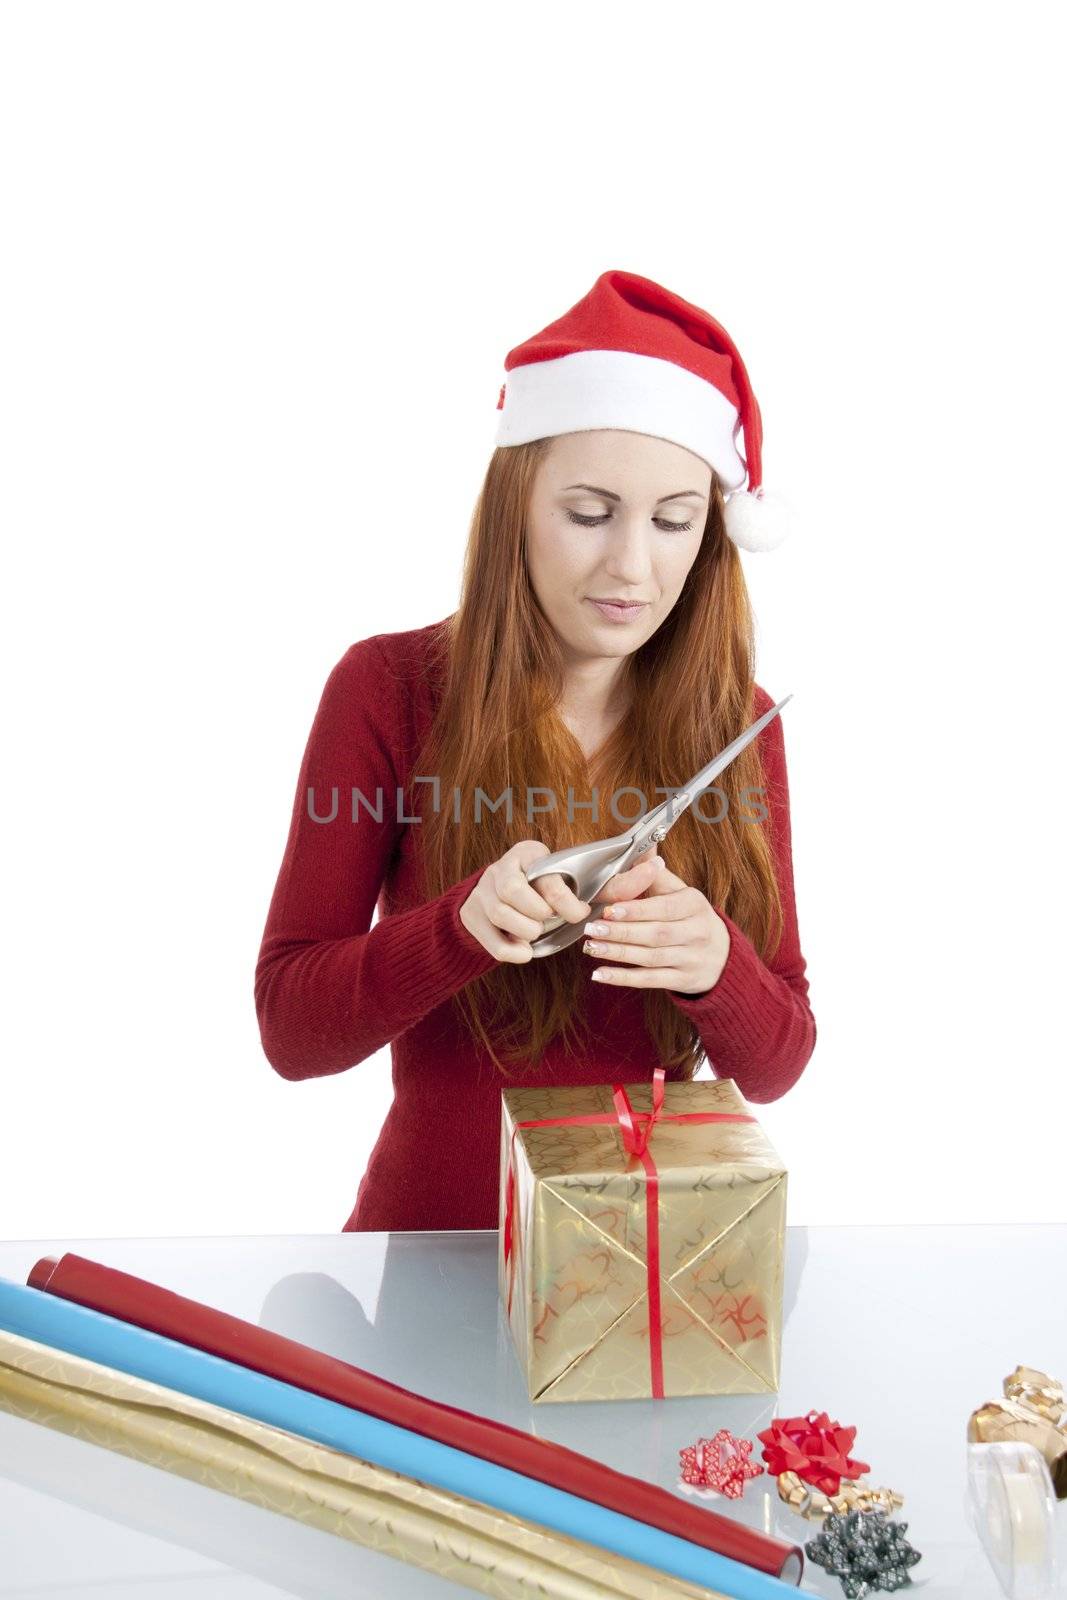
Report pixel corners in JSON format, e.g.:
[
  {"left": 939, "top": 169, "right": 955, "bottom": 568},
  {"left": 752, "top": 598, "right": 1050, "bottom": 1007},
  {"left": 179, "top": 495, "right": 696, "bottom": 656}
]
[
  {"left": 637, "top": 693, "right": 793, "bottom": 840},
  {"left": 688, "top": 693, "right": 792, "bottom": 796}
]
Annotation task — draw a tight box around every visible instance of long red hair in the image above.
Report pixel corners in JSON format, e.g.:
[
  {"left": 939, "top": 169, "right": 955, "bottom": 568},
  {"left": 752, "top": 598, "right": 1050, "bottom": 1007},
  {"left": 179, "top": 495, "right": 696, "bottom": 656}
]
[{"left": 412, "top": 438, "right": 783, "bottom": 1079}]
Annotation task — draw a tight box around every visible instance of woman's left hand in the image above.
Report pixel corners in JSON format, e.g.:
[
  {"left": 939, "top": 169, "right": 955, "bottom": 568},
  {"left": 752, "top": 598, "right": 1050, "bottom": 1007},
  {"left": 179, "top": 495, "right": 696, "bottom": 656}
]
[{"left": 583, "top": 857, "right": 730, "bottom": 995}]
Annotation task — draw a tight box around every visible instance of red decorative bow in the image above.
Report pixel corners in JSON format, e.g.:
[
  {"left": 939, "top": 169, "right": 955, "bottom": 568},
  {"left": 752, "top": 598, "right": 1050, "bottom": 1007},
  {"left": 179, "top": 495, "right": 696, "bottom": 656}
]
[
  {"left": 679, "top": 1429, "right": 765, "bottom": 1498},
  {"left": 502, "top": 1067, "right": 756, "bottom": 1398},
  {"left": 756, "top": 1410, "right": 870, "bottom": 1495}
]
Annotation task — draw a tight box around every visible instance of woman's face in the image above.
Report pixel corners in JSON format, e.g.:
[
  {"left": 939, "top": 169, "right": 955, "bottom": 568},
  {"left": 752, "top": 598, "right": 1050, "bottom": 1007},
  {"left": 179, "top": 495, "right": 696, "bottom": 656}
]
[{"left": 525, "top": 429, "right": 711, "bottom": 665}]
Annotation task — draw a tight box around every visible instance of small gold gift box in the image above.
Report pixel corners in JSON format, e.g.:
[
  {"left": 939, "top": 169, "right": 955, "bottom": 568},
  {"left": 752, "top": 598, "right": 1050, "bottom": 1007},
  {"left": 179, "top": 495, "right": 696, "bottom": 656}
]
[{"left": 499, "top": 1071, "right": 787, "bottom": 1404}]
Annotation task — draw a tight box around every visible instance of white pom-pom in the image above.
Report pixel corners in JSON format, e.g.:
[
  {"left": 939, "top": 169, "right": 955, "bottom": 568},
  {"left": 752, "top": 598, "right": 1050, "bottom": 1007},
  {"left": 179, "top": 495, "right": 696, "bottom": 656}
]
[{"left": 723, "top": 487, "right": 793, "bottom": 553}]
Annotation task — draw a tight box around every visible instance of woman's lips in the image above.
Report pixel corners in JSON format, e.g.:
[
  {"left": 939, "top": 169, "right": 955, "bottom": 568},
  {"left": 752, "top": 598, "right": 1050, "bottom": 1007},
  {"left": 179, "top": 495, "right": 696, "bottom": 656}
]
[{"left": 586, "top": 598, "right": 649, "bottom": 623}]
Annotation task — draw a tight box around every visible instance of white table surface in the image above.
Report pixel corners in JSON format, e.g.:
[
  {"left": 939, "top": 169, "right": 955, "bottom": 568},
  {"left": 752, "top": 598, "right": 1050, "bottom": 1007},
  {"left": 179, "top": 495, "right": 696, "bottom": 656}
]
[{"left": 0, "top": 1226, "right": 1064, "bottom": 1599}]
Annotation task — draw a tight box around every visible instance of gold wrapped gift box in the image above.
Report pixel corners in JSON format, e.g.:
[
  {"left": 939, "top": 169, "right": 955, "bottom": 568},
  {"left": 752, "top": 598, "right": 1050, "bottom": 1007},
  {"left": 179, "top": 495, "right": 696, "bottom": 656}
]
[{"left": 499, "top": 1073, "right": 788, "bottom": 1404}]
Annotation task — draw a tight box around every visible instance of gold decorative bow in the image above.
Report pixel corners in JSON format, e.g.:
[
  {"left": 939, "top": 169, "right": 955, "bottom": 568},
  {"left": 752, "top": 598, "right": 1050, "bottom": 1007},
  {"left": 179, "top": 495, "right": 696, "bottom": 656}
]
[
  {"left": 967, "top": 1365, "right": 1067, "bottom": 1500},
  {"left": 776, "top": 1470, "right": 904, "bottom": 1521}
]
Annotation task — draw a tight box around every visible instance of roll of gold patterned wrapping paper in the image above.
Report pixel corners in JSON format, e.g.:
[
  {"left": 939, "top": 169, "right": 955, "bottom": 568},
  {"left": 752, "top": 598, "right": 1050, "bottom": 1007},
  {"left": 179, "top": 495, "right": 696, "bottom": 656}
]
[{"left": 0, "top": 1329, "right": 731, "bottom": 1600}]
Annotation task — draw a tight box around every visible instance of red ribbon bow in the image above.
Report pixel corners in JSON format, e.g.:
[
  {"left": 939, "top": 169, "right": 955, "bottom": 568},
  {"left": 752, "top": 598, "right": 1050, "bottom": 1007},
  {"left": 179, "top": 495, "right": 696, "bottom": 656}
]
[
  {"left": 756, "top": 1410, "right": 871, "bottom": 1495},
  {"left": 502, "top": 1066, "right": 756, "bottom": 1398},
  {"left": 679, "top": 1429, "right": 765, "bottom": 1498}
]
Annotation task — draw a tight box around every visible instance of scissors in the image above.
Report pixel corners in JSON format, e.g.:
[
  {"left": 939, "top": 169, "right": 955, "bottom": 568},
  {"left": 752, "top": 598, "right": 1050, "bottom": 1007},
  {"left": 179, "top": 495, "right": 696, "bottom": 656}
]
[{"left": 522, "top": 694, "right": 792, "bottom": 957}]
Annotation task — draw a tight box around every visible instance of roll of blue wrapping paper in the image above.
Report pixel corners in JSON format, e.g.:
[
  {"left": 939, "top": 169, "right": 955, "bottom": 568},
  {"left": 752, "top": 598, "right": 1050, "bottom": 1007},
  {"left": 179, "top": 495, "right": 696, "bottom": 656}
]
[{"left": 0, "top": 1277, "right": 796, "bottom": 1600}]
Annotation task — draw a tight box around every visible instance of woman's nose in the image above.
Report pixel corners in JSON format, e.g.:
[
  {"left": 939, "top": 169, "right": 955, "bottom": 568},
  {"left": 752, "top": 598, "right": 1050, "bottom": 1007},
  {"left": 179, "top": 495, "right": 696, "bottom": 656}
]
[{"left": 603, "top": 522, "right": 654, "bottom": 582}]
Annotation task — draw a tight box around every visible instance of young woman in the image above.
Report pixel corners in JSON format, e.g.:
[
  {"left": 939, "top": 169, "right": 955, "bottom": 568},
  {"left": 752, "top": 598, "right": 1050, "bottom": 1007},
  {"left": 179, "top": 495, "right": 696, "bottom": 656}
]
[{"left": 254, "top": 269, "right": 816, "bottom": 1233}]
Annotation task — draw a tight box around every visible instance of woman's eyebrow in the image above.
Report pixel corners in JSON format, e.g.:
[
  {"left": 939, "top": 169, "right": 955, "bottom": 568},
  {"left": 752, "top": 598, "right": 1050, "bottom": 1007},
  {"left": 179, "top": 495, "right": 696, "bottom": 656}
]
[{"left": 561, "top": 483, "right": 706, "bottom": 504}]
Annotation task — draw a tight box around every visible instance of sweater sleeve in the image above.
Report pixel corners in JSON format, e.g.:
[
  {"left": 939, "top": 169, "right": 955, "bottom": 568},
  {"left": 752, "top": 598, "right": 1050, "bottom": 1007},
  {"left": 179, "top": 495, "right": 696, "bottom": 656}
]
[
  {"left": 666, "top": 693, "right": 816, "bottom": 1102},
  {"left": 254, "top": 638, "right": 498, "bottom": 1081}
]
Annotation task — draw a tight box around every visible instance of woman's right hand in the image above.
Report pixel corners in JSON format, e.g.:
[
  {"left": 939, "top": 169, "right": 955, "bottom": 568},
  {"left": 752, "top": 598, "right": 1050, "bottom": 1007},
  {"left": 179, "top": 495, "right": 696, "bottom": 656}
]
[
  {"left": 458, "top": 841, "right": 594, "bottom": 963},
  {"left": 458, "top": 840, "right": 662, "bottom": 962}
]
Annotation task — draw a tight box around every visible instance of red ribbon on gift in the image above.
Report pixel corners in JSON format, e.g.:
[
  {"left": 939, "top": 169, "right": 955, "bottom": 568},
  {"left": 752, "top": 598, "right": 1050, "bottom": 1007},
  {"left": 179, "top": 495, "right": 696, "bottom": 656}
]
[{"left": 502, "top": 1066, "right": 756, "bottom": 1399}]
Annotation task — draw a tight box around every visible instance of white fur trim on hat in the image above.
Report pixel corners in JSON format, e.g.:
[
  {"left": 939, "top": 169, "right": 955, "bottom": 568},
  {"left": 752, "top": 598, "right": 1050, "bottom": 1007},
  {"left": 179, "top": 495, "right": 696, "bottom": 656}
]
[{"left": 495, "top": 349, "right": 748, "bottom": 492}]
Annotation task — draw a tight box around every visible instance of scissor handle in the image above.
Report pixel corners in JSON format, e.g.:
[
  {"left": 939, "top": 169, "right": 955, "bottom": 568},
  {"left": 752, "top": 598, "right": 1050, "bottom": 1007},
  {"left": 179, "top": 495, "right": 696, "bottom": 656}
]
[{"left": 523, "top": 830, "right": 660, "bottom": 957}]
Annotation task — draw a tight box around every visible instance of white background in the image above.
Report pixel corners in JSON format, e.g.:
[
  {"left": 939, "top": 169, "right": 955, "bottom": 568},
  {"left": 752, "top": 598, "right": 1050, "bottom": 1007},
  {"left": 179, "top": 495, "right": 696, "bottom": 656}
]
[{"left": 2, "top": 2, "right": 1064, "bottom": 1241}]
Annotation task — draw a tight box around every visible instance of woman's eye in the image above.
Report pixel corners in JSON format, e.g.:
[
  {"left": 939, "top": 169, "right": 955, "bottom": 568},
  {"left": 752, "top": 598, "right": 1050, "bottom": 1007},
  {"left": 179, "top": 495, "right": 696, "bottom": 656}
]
[{"left": 566, "top": 510, "right": 694, "bottom": 533}]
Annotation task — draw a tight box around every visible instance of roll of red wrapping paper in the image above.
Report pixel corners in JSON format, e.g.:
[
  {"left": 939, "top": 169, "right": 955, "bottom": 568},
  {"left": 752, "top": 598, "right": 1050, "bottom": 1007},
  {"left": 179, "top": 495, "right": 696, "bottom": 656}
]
[{"left": 28, "top": 1253, "right": 803, "bottom": 1584}]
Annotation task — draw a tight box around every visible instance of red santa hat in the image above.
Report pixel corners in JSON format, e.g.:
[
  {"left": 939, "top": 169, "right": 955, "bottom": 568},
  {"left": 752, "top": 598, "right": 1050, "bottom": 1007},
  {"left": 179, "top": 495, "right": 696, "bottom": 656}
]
[{"left": 494, "top": 269, "right": 790, "bottom": 553}]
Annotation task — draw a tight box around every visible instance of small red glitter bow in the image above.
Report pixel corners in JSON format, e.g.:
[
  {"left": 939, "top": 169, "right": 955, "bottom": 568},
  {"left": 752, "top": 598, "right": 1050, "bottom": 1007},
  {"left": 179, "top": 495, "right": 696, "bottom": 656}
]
[
  {"left": 678, "top": 1429, "right": 764, "bottom": 1498},
  {"left": 756, "top": 1409, "right": 870, "bottom": 1496}
]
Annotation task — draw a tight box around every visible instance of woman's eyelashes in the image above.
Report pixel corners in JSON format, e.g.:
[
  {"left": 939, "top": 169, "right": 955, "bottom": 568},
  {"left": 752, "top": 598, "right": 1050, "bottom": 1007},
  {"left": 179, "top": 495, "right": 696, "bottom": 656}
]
[{"left": 566, "top": 510, "right": 694, "bottom": 533}]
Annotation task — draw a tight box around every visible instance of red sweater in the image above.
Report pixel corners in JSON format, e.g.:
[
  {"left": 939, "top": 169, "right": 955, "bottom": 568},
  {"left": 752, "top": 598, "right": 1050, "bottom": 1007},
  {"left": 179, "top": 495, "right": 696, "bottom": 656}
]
[{"left": 254, "top": 618, "right": 816, "bottom": 1232}]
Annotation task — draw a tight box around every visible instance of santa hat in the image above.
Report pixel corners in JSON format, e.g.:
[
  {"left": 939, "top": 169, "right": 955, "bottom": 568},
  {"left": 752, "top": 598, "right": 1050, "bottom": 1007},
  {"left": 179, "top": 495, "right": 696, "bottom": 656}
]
[{"left": 494, "top": 269, "right": 790, "bottom": 553}]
